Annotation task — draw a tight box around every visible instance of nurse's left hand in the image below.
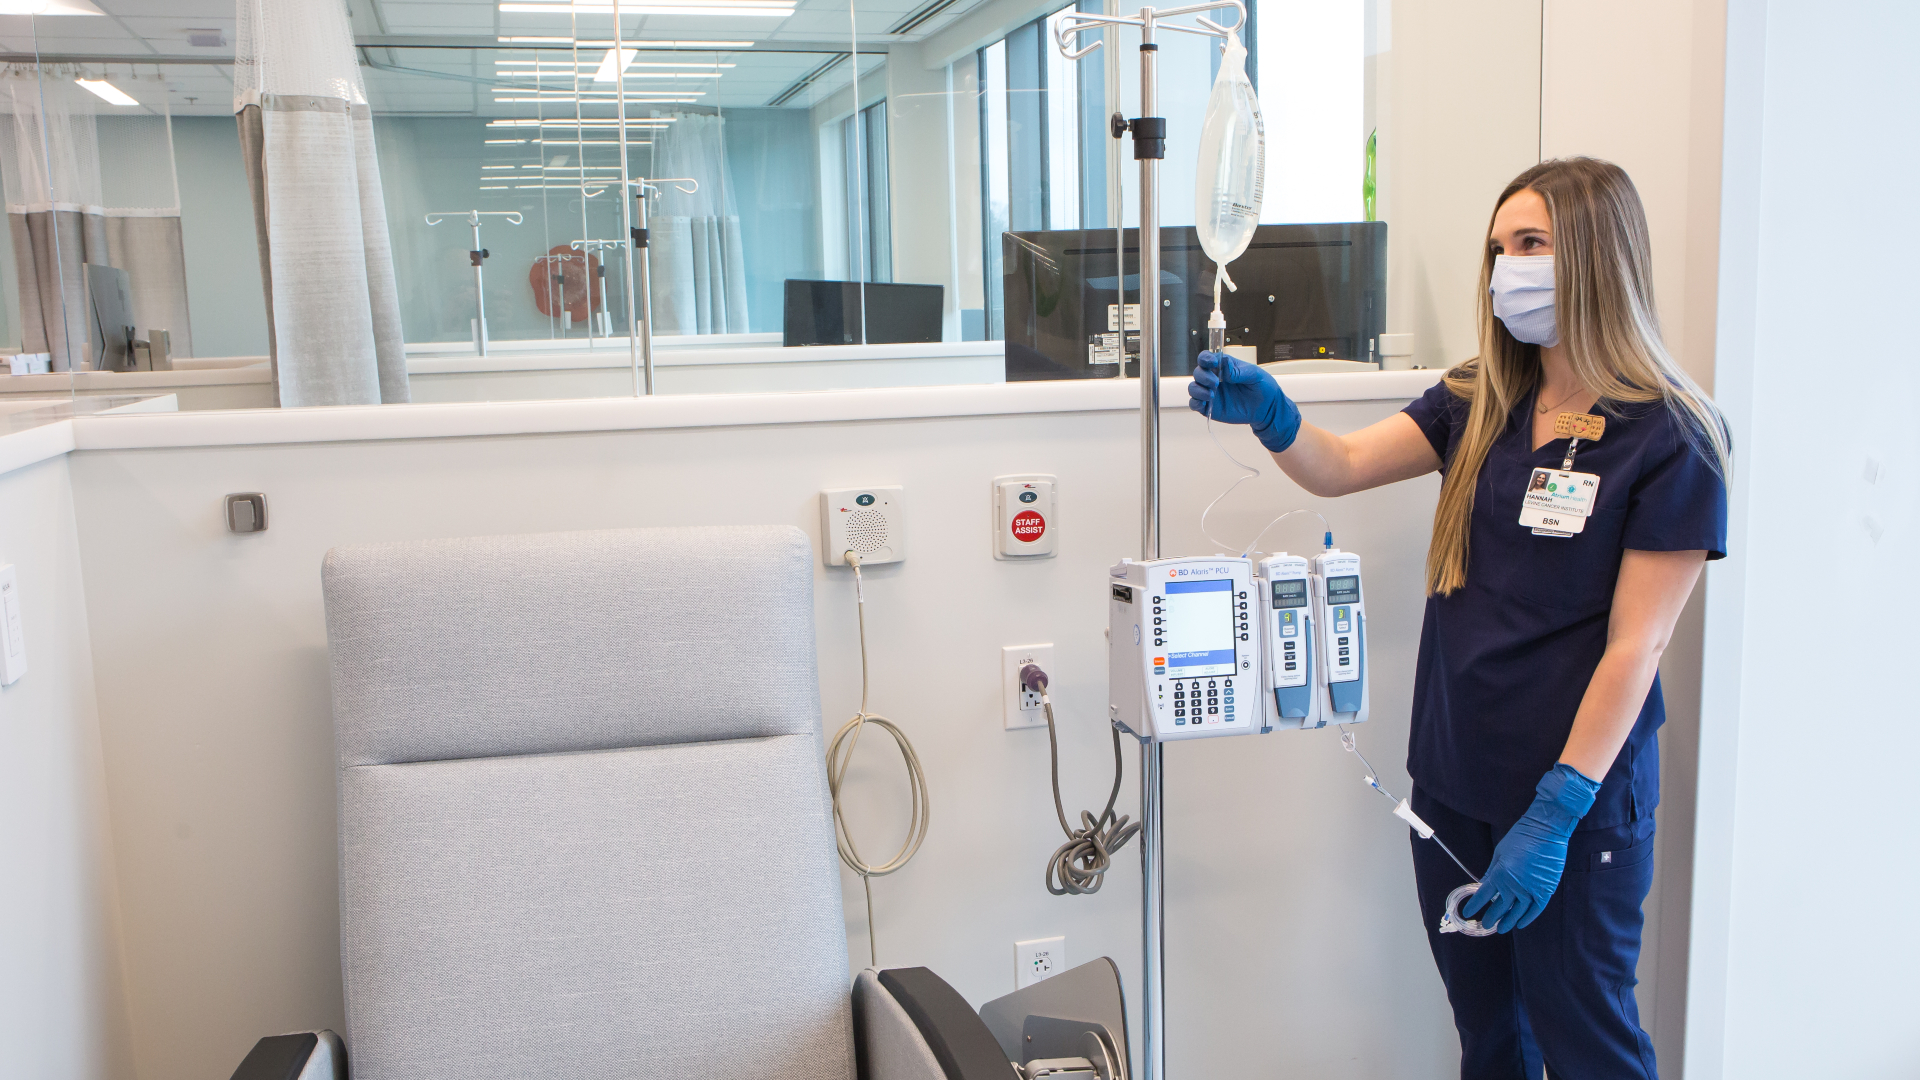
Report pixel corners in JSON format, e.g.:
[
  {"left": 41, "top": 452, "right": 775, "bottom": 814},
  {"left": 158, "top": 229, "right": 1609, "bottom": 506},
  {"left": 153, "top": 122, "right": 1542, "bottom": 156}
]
[{"left": 1463, "top": 763, "right": 1603, "bottom": 933}]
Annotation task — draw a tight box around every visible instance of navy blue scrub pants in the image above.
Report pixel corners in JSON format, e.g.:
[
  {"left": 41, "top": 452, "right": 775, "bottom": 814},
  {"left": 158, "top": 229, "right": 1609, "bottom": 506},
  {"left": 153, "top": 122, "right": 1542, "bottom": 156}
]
[{"left": 1410, "top": 788, "right": 1660, "bottom": 1080}]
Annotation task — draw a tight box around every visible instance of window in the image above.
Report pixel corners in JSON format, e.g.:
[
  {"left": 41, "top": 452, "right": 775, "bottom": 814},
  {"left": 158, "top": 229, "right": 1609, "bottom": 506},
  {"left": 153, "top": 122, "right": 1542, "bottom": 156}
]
[
  {"left": 974, "top": 3, "right": 1101, "bottom": 339},
  {"left": 844, "top": 100, "right": 892, "bottom": 284}
]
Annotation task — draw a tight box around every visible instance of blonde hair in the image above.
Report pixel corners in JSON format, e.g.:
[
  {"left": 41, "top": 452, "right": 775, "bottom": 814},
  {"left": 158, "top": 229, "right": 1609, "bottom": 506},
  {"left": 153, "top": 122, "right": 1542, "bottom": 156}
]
[{"left": 1425, "top": 157, "right": 1731, "bottom": 596}]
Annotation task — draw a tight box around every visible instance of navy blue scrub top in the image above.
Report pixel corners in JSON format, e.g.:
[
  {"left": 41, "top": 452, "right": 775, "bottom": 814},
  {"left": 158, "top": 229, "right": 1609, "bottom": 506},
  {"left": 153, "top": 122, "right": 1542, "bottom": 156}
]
[{"left": 1401, "top": 378, "right": 1728, "bottom": 830}]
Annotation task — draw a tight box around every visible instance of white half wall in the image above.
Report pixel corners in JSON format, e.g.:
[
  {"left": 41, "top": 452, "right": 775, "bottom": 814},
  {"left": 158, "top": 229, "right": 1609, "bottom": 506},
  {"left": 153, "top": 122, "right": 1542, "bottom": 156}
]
[
  {"left": 57, "top": 381, "right": 1537, "bottom": 1080},
  {"left": 0, "top": 455, "right": 134, "bottom": 1080}
]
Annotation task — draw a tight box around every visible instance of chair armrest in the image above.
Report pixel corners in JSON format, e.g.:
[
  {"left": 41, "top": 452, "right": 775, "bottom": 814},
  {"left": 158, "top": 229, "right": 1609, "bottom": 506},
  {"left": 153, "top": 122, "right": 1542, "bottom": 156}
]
[
  {"left": 855, "top": 968, "right": 1016, "bottom": 1080},
  {"left": 229, "top": 1030, "right": 345, "bottom": 1080}
]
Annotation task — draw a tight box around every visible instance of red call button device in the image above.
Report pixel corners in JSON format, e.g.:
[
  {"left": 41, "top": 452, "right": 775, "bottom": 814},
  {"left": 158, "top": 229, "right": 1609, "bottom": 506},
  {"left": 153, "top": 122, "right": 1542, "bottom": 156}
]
[
  {"left": 994, "top": 475, "right": 1058, "bottom": 558},
  {"left": 1010, "top": 509, "right": 1047, "bottom": 542}
]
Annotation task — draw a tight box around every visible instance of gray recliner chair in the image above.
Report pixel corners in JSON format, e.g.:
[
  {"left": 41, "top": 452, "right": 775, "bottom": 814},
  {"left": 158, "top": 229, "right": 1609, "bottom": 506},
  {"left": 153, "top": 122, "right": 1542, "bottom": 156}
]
[{"left": 231, "top": 526, "right": 1128, "bottom": 1080}]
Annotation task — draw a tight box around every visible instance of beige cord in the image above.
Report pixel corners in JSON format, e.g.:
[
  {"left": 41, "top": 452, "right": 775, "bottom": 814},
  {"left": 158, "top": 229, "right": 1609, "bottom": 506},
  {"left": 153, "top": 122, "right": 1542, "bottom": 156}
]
[{"left": 825, "top": 553, "right": 930, "bottom": 969}]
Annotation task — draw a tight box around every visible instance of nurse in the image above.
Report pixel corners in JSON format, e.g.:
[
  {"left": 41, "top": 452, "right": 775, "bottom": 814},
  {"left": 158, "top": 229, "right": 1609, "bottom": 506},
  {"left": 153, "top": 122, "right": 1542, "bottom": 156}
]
[{"left": 1189, "top": 157, "right": 1728, "bottom": 1079}]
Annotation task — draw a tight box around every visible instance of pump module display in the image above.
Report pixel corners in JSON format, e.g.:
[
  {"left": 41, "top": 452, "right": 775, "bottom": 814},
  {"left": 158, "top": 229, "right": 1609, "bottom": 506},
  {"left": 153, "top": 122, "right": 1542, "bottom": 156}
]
[{"left": 1158, "top": 579, "right": 1240, "bottom": 677}]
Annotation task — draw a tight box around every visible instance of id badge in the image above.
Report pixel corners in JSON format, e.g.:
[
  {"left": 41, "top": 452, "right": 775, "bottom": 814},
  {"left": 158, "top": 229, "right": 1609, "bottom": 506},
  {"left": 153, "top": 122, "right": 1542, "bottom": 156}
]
[{"left": 1519, "top": 468, "right": 1600, "bottom": 536}]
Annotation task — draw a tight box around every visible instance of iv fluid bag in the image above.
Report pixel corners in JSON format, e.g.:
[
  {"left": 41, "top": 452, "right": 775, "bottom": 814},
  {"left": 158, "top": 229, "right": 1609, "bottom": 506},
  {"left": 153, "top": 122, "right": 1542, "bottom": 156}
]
[{"left": 1194, "top": 33, "right": 1266, "bottom": 270}]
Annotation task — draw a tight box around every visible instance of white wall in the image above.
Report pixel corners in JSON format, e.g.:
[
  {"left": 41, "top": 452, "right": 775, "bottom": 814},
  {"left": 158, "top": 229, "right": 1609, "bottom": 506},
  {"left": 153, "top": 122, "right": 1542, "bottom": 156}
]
[
  {"left": 64, "top": 383, "right": 1491, "bottom": 1080},
  {"left": 1541, "top": 0, "right": 1727, "bottom": 391},
  {"left": 1690, "top": 2, "right": 1920, "bottom": 1077},
  {"left": 0, "top": 455, "right": 134, "bottom": 1080},
  {"left": 1373, "top": 0, "right": 1543, "bottom": 371}
]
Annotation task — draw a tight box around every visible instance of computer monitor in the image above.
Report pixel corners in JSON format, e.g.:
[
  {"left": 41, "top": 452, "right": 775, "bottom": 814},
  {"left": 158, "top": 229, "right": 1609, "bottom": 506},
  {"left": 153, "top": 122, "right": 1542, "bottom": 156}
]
[
  {"left": 783, "top": 280, "right": 944, "bottom": 347},
  {"left": 1001, "top": 222, "right": 1387, "bottom": 381},
  {"left": 85, "top": 262, "right": 136, "bottom": 372}
]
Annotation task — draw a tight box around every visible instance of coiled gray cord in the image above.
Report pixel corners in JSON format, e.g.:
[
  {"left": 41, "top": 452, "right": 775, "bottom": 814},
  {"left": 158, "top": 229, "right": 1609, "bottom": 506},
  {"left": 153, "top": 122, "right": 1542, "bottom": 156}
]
[
  {"left": 826, "top": 554, "right": 930, "bottom": 968},
  {"left": 1029, "top": 666, "right": 1141, "bottom": 896}
]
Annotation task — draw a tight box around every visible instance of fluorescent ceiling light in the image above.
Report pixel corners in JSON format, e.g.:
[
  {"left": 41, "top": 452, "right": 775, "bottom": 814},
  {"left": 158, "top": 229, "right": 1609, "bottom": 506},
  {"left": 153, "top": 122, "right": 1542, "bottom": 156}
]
[
  {"left": 577, "top": 39, "right": 754, "bottom": 47},
  {"left": 592, "top": 47, "right": 634, "bottom": 82},
  {"left": 500, "top": 3, "right": 794, "bottom": 16},
  {"left": 484, "top": 138, "right": 531, "bottom": 143},
  {"left": 488, "top": 118, "right": 675, "bottom": 127},
  {"left": 498, "top": 36, "right": 574, "bottom": 42},
  {"left": 75, "top": 78, "right": 138, "bottom": 106},
  {"left": 492, "top": 95, "right": 700, "bottom": 103},
  {"left": 0, "top": 0, "right": 106, "bottom": 14}
]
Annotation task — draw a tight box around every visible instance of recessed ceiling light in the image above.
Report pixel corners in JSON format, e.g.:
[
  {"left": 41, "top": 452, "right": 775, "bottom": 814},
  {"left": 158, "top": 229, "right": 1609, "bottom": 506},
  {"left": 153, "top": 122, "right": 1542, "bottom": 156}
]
[
  {"left": 75, "top": 78, "right": 138, "bottom": 106},
  {"left": 499, "top": 2, "right": 795, "bottom": 15},
  {"left": 0, "top": 0, "right": 107, "bottom": 15},
  {"left": 592, "top": 47, "right": 634, "bottom": 83},
  {"left": 577, "top": 40, "right": 754, "bottom": 48}
]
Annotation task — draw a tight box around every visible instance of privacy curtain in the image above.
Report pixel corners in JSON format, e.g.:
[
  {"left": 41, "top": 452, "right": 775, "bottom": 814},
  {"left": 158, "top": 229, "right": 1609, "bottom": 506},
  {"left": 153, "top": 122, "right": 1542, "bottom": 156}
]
[
  {"left": 648, "top": 111, "right": 749, "bottom": 336},
  {"left": 235, "top": 0, "right": 407, "bottom": 406},
  {"left": 0, "top": 68, "right": 193, "bottom": 371}
]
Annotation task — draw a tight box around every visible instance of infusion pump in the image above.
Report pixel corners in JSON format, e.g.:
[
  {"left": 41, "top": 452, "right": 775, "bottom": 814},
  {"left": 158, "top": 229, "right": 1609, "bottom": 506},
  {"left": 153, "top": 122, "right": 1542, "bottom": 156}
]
[
  {"left": 1308, "top": 548, "right": 1369, "bottom": 727},
  {"left": 1109, "top": 551, "right": 1367, "bottom": 742},
  {"left": 1255, "top": 554, "right": 1318, "bottom": 730},
  {"left": 1108, "top": 557, "right": 1258, "bottom": 742}
]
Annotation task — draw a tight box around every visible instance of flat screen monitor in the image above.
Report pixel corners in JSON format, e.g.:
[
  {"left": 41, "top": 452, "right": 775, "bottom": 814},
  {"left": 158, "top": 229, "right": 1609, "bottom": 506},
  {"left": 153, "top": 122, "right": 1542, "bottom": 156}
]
[
  {"left": 85, "top": 262, "right": 136, "bottom": 372},
  {"left": 783, "top": 280, "right": 944, "bottom": 347},
  {"left": 1001, "top": 222, "right": 1387, "bottom": 381}
]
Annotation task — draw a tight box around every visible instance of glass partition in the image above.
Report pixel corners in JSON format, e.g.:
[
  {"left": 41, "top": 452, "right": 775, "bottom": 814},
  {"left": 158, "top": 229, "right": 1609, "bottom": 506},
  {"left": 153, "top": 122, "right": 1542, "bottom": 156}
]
[
  {"left": 0, "top": 15, "right": 77, "bottom": 410},
  {"left": 17, "top": 0, "right": 1543, "bottom": 411}
]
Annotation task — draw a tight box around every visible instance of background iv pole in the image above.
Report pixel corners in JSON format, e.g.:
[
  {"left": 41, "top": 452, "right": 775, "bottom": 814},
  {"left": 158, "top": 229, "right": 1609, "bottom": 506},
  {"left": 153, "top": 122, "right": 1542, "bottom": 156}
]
[
  {"left": 1054, "top": 5, "right": 1246, "bottom": 1078},
  {"left": 623, "top": 176, "right": 699, "bottom": 398},
  {"left": 423, "top": 210, "right": 523, "bottom": 357}
]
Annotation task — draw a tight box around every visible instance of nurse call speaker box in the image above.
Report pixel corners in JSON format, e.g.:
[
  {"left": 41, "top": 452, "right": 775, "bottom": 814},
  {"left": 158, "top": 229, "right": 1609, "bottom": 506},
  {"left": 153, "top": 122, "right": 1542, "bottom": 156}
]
[{"left": 1001, "top": 222, "right": 1387, "bottom": 381}]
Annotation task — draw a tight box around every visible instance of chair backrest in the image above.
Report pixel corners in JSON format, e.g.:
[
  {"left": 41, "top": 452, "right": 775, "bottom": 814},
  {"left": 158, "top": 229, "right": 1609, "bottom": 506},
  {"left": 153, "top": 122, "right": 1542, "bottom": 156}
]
[{"left": 322, "top": 526, "right": 854, "bottom": 1080}]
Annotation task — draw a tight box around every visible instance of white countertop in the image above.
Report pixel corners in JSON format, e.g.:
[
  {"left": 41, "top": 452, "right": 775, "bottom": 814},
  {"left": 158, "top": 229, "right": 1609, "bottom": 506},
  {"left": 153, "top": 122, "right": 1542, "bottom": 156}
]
[{"left": 0, "top": 371, "right": 1443, "bottom": 478}]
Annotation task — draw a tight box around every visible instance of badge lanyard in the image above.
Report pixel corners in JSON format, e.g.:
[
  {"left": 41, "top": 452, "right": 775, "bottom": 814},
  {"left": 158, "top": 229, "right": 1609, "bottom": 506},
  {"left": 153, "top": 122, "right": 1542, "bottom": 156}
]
[{"left": 1520, "top": 412, "right": 1606, "bottom": 537}]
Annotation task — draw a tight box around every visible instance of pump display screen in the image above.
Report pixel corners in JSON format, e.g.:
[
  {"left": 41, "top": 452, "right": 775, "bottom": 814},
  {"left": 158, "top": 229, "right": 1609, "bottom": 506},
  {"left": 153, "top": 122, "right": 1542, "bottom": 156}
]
[
  {"left": 1271, "top": 580, "right": 1308, "bottom": 608},
  {"left": 1160, "top": 579, "right": 1236, "bottom": 675},
  {"left": 1327, "top": 575, "right": 1361, "bottom": 605}
]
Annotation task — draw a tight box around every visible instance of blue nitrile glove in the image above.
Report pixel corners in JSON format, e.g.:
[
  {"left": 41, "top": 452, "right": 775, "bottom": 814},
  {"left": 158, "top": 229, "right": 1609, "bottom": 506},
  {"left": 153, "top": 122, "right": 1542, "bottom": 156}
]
[
  {"left": 1186, "top": 350, "right": 1303, "bottom": 453},
  {"left": 1462, "top": 763, "right": 1603, "bottom": 933}
]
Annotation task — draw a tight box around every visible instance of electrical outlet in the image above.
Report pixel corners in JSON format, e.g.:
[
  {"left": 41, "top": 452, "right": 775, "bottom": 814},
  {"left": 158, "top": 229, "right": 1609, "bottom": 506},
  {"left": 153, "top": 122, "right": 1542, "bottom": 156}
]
[
  {"left": 1015, "top": 936, "right": 1066, "bottom": 989},
  {"left": 1003, "top": 644, "right": 1053, "bottom": 730}
]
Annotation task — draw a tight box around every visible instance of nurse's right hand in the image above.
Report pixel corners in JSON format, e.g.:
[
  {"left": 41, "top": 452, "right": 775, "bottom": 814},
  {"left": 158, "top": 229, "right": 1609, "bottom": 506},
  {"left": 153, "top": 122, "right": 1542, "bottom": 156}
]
[{"left": 1187, "top": 350, "right": 1303, "bottom": 453}]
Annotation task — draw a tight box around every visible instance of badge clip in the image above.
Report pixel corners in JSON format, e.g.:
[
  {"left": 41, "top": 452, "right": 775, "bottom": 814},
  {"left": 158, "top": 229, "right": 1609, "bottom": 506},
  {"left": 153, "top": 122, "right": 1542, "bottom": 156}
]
[
  {"left": 1554, "top": 412, "right": 1606, "bottom": 441},
  {"left": 1555, "top": 413, "right": 1604, "bottom": 471}
]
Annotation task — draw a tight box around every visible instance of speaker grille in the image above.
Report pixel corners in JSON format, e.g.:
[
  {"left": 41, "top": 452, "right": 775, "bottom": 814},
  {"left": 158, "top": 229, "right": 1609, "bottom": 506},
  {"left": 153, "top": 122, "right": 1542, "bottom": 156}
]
[{"left": 846, "top": 508, "right": 889, "bottom": 552}]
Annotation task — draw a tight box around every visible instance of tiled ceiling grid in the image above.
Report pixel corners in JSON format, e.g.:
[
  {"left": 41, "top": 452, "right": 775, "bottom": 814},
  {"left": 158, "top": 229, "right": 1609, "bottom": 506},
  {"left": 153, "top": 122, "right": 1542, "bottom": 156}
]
[{"left": 1, "top": 0, "right": 979, "bottom": 116}]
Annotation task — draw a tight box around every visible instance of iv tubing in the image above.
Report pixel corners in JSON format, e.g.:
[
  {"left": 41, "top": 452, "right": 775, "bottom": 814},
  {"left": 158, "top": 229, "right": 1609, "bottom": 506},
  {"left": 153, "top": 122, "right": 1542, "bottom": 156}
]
[{"left": 1341, "top": 725, "right": 1480, "bottom": 885}]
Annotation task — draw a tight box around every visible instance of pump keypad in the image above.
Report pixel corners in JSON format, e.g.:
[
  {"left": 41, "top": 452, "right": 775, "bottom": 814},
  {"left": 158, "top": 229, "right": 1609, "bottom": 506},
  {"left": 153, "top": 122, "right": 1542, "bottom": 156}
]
[{"left": 1168, "top": 677, "right": 1239, "bottom": 726}]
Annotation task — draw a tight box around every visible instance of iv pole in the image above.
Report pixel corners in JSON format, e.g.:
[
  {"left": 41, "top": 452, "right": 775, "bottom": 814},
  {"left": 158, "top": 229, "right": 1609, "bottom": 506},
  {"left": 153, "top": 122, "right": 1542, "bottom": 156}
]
[
  {"left": 623, "top": 176, "right": 699, "bottom": 398},
  {"left": 1053, "top": 5, "right": 1246, "bottom": 1079},
  {"left": 571, "top": 237, "right": 629, "bottom": 338},
  {"left": 424, "top": 210, "right": 523, "bottom": 356}
]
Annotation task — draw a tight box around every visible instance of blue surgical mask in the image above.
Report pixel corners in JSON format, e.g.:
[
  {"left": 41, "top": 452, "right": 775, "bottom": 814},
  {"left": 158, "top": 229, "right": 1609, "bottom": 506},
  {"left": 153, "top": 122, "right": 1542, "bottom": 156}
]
[{"left": 1489, "top": 255, "right": 1559, "bottom": 347}]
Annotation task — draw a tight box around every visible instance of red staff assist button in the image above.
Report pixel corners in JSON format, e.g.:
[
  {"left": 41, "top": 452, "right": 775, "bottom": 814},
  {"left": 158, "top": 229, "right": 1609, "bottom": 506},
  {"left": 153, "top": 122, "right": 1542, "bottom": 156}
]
[{"left": 1010, "top": 509, "right": 1047, "bottom": 542}]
